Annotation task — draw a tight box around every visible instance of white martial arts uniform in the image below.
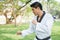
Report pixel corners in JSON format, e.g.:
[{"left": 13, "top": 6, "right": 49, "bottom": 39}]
[{"left": 21, "top": 12, "right": 54, "bottom": 40}]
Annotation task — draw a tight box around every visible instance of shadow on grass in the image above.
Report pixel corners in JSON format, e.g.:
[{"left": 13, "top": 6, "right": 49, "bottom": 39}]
[
  {"left": 0, "top": 30, "right": 16, "bottom": 34},
  {"left": 52, "top": 34, "right": 60, "bottom": 40},
  {"left": 0, "top": 34, "right": 15, "bottom": 40}
]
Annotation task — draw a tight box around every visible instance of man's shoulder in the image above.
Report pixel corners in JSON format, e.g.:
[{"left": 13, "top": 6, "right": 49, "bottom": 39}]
[
  {"left": 46, "top": 13, "right": 52, "bottom": 17},
  {"left": 45, "top": 13, "right": 53, "bottom": 20}
]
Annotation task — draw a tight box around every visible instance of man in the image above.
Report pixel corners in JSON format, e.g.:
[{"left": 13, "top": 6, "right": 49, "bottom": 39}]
[{"left": 17, "top": 2, "right": 54, "bottom": 40}]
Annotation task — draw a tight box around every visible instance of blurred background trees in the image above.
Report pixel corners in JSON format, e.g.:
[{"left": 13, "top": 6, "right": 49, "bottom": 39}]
[{"left": 0, "top": 0, "right": 60, "bottom": 25}]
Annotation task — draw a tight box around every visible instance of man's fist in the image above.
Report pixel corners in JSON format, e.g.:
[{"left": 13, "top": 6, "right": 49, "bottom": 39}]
[
  {"left": 17, "top": 31, "right": 22, "bottom": 35},
  {"left": 32, "top": 20, "right": 38, "bottom": 25}
]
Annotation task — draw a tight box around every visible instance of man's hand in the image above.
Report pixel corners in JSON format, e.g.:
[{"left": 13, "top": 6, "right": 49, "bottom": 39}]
[
  {"left": 32, "top": 20, "right": 38, "bottom": 25},
  {"left": 17, "top": 31, "right": 22, "bottom": 35}
]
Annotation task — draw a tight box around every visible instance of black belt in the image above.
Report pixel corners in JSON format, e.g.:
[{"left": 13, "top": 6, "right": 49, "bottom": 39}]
[{"left": 36, "top": 36, "right": 50, "bottom": 40}]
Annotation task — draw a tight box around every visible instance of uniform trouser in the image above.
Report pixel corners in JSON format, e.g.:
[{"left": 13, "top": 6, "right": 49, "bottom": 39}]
[
  {"left": 34, "top": 36, "right": 51, "bottom": 40},
  {"left": 34, "top": 38, "right": 51, "bottom": 40}
]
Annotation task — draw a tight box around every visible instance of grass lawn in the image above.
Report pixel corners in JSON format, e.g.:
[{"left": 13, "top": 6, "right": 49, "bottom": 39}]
[{"left": 0, "top": 21, "right": 60, "bottom": 40}]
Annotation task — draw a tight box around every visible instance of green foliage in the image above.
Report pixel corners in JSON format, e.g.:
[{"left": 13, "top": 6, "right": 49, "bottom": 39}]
[
  {"left": 20, "top": 0, "right": 28, "bottom": 3},
  {"left": 0, "top": 2, "right": 4, "bottom": 9},
  {"left": 43, "top": 0, "right": 60, "bottom": 18},
  {"left": 0, "top": 0, "right": 60, "bottom": 17}
]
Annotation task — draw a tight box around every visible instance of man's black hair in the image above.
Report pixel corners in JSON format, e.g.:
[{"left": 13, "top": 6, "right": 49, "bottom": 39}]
[{"left": 30, "top": 2, "right": 43, "bottom": 10}]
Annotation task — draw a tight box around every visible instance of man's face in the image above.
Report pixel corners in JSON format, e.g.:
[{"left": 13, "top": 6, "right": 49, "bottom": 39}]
[{"left": 32, "top": 7, "right": 38, "bottom": 16}]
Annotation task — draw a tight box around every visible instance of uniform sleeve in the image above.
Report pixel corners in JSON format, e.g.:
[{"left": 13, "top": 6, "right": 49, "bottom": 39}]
[
  {"left": 21, "top": 22, "right": 34, "bottom": 37},
  {"left": 36, "top": 16, "right": 54, "bottom": 34}
]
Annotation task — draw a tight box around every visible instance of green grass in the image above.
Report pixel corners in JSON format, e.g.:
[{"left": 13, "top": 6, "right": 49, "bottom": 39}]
[
  {"left": 52, "top": 21, "right": 60, "bottom": 40},
  {"left": 0, "top": 21, "right": 60, "bottom": 40}
]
